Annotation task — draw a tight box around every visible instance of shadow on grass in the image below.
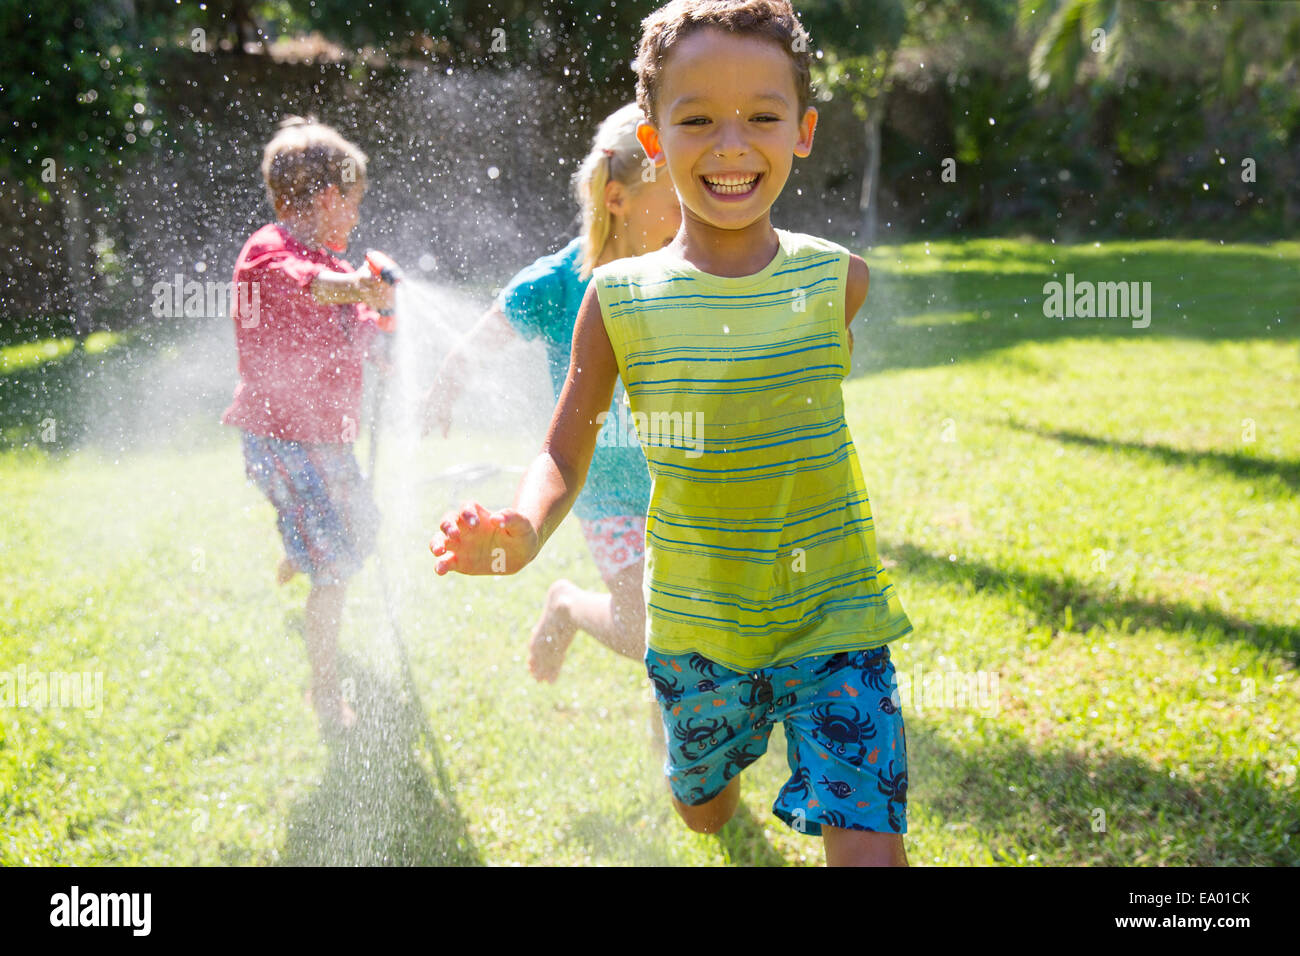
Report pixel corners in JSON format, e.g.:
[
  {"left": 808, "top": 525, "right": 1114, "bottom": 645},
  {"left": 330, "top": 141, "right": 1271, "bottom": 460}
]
[
  {"left": 887, "top": 542, "right": 1299, "bottom": 661},
  {"left": 566, "top": 793, "right": 788, "bottom": 866},
  {"left": 714, "top": 801, "right": 789, "bottom": 867},
  {"left": 908, "top": 722, "right": 1300, "bottom": 865},
  {"left": 280, "top": 653, "right": 480, "bottom": 866},
  {"left": 566, "top": 811, "right": 678, "bottom": 866},
  {"left": 1003, "top": 419, "right": 1300, "bottom": 493}
]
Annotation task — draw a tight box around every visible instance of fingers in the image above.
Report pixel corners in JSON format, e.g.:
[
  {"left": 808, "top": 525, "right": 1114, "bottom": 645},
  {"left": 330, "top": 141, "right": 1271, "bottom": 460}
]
[
  {"left": 438, "top": 515, "right": 462, "bottom": 543},
  {"left": 428, "top": 530, "right": 454, "bottom": 574},
  {"left": 431, "top": 503, "right": 474, "bottom": 551},
  {"left": 458, "top": 501, "right": 484, "bottom": 530},
  {"left": 428, "top": 501, "right": 487, "bottom": 574},
  {"left": 432, "top": 551, "right": 456, "bottom": 575}
]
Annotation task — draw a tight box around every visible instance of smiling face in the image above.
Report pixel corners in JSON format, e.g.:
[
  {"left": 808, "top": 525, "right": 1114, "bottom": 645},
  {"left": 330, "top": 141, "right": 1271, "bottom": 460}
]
[{"left": 638, "top": 27, "right": 816, "bottom": 236}]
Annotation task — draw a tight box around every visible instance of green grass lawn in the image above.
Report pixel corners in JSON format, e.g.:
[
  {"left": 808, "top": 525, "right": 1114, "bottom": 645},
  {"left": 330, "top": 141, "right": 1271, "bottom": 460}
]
[{"left": 1, "top": 238, "right": 1297, "bottom": 865}]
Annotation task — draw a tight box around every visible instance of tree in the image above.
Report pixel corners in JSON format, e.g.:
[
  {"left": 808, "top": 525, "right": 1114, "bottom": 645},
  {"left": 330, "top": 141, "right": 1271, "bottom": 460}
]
[
  {"left": 0, "top": 0, "right": 154, "bottom": 338},
  {"left": 801, "top": 0, "right": 906, "bottom": 246}
]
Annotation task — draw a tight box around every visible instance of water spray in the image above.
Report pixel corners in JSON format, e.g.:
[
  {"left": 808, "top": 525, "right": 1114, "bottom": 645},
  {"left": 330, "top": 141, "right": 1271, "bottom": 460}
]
[
  {"left": 361, "top": 248, "right": 424, "bottom": 722},
  {"left": 364, "top": 248, "right": 402, "bottom": 477}
]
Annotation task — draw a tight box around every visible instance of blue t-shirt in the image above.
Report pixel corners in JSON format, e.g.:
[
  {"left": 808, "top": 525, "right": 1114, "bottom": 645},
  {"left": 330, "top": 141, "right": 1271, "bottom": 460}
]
[{"left": 498, "top": 238, "right": 652, "bottom": 522}]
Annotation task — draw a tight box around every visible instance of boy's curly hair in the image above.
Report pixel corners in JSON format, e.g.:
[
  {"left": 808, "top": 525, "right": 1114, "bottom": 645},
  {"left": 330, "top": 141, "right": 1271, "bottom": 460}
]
[
  {"left": 261, "top": 116, "right": 368, "bottom": 212},
  {"left": 634, "top": 0, "right": 814, "bottom": 126}
]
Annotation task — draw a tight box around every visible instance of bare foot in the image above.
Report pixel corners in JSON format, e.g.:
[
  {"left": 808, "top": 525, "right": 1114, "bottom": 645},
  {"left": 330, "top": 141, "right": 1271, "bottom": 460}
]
[
  {"left": 305, "top": 687, "right": 357, "bottom": 735},
  {"left": 277, "top": 557, "right": 301, "bottom": 585},
  {"left": 529, "top": 579, "right": 578, "bottom": 683}
]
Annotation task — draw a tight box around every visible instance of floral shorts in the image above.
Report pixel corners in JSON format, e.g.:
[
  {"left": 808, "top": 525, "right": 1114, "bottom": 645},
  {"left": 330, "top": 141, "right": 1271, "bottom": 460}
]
[
  {"left": 241, "top": 431, "right": 379, "bottom": 586},
  {"left": 576, "top": 514, "right": 646, "bottom": 580}
]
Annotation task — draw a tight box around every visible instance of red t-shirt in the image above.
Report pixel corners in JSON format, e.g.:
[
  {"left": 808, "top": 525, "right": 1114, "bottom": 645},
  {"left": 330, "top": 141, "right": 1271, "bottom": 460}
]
[{"left": 221, "top": 223, "right": 386, "bottom": 443}]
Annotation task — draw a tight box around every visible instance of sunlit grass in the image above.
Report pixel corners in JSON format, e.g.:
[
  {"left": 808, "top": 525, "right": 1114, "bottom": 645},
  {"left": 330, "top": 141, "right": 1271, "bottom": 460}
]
[{"left": 0, "top": 331, "right": 124, "bottom": 374}]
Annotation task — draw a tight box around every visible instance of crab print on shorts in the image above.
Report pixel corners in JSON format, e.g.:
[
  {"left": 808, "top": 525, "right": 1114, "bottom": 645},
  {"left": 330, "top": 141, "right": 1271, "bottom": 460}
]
[{"left": 646, "top": 644, "right": 909, "bottom": 837}]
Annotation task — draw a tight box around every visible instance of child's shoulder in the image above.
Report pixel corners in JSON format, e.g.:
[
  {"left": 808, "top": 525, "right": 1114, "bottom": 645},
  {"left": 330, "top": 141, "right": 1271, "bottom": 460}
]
[
  {"left": 500, "top": 237, "right": 584, "bottom": 311},
  {"left": 776, "top": 228, "right": 853, "bottom": 261},
  {"left": 512, "top": 237, "right": 583, "bottom": 283},
  {"left": 237, "top": 223, "right": 317, "bottom": 271},
  {"left": 242, "top": 222, "right": 289, "bottom": 256}
]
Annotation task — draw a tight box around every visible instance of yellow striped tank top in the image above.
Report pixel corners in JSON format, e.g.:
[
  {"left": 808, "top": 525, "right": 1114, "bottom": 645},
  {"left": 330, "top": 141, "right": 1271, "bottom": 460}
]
[{"left": 592, "top": 228, "right": 912, "bottom": 672}]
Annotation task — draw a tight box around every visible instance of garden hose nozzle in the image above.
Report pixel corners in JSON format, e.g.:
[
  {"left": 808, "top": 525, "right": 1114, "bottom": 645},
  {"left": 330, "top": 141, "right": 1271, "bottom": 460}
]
[
  {"left": 364, "top": 250, "right": 401, "bottom": 328},
  {"left": 365, "top": 249, "right": 403, "bottom": 286}
]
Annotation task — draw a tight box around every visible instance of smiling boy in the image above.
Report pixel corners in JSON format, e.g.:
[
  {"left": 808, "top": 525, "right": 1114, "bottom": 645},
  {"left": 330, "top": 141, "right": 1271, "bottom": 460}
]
[{"left": 430, "top": 0, "right": 913, "bottom": 866}]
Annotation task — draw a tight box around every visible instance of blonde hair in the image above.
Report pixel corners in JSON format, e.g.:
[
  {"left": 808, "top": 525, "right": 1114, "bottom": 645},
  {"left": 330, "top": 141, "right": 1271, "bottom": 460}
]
[
  {"left": 572, "top": 103, "right": 655, "bottom": 281},
  {"left": 261, "top": 115, "right": 368, "bottom": 213}
]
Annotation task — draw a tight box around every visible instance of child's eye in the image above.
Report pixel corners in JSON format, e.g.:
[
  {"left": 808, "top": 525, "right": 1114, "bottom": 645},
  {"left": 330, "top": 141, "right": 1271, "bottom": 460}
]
[
  {"left": 679, "top": 117, "right": 710, "bottom": 126},
  {"left": 753, "top": 114, "right": 780, "bottom": 123}
]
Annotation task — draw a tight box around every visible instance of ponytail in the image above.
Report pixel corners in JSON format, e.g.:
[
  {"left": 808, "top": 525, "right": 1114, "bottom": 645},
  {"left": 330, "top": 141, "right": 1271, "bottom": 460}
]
[{"left": 572, "top": 103, "right": 651, "bottom": 281}]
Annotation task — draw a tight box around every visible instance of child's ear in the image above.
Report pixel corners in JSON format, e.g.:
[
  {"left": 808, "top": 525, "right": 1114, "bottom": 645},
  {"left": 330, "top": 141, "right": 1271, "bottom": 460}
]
[
  {"left": 604, "top": 179, "right": 629, "bottom": 217},
  {"left": 793, "top": 107, "right": 818, "bottom": 159},
  {"left": 637, "top": 121, "right": 667, "bottom": 167}
]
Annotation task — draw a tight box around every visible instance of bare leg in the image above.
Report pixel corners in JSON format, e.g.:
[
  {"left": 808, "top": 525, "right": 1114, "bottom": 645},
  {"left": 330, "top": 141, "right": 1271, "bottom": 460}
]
[
  {"left": 822, "top": 828, "right": 908, "bottom": 867},
  {"left": 277, "top": 556, "right": 301, "bottom": 585},
  {"left": 528, "top": 559, "right": 646, "bottom": 682},
  {"left": 304, "top": 581, "right": 356, "bottom": 732},
  {"left": 671, "top": 776, "right": 741, "bottom": 834}
]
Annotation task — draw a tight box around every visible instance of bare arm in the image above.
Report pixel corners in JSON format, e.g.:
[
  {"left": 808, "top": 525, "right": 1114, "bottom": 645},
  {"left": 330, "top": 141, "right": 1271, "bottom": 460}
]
[
  {"left": 310, "top": 267, "right": 394, "bottom": 312},
  {"left": 514, "top": 284, "right": 619, "bottom": 550},
  {"left": 455, "top": 304, "right": 519, "bottom": 356},
  {"left": 423, "top": 304, "right": 521, "bottom": 436},
  {"left": 429, "top": 284, "right": 618, "bottom": 574},
  {"left": 845, "top": 254, "right": 869, "bottom": 356}
]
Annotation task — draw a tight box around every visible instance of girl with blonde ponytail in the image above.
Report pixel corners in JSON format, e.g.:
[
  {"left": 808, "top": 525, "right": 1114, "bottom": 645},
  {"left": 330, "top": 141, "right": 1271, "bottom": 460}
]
[{"left": 423, "top": 103, "right": 680, "bottom": 681}]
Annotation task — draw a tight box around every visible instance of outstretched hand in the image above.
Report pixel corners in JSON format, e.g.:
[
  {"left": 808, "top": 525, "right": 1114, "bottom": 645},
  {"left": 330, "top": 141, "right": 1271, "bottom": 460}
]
[{"left": 429, "top": 501, "right": 538, "bottom": 576}]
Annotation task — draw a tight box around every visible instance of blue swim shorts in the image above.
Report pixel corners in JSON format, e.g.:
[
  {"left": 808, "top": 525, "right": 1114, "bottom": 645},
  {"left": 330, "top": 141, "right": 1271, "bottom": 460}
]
[
  {"left": 241, "top": 431, "right": 379, "bottom": 586},
  {"left": 646, "top": 645, "right": 908, "bottom": 837}
]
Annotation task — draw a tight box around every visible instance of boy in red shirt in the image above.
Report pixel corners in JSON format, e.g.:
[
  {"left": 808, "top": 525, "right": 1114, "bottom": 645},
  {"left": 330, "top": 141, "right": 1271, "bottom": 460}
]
[{"left": 222, "top": 116, "right": 398, "bottom": 735}]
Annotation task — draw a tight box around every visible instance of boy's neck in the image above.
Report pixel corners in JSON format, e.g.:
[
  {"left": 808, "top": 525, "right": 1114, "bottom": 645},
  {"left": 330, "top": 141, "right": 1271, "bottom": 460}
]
[{"left": 671, "top": 213, "right": 779, "bottom": 278}]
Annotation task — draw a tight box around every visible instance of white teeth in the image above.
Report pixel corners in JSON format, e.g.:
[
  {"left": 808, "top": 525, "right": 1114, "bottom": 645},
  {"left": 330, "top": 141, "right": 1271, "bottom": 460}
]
[{"left": 703, "top": 174, "right": 759, "bottom": 194}]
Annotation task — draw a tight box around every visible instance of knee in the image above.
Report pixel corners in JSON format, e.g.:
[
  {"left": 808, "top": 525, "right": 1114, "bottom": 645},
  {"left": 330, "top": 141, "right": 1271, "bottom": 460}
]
[{"left": 673, "top": 780, "right": 740, "bottom": 834}]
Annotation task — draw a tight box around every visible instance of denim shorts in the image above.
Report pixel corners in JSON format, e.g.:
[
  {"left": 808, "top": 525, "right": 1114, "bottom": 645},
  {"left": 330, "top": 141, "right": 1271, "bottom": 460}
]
[{"left": 647, "top": 644, "right": 908, "bottom": 836}]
